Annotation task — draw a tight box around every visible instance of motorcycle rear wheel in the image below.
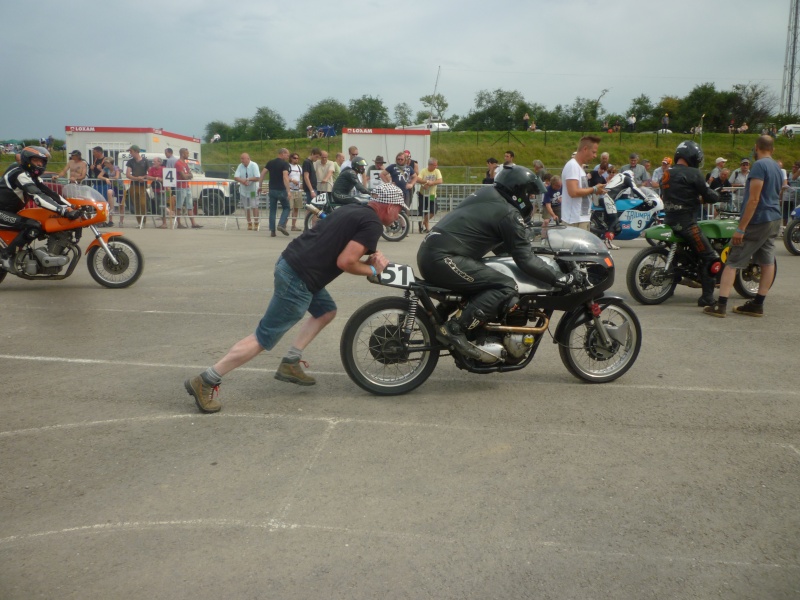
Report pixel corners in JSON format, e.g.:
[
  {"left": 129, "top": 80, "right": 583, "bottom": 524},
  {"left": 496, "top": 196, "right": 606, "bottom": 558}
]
[
  {"left": 86, "top": 236, "right": 144, "bottom": 288},
  {"left": 626, "top": 246, "right": 676, "bottom": 305},
  {"left": 733, "top": 259, "right": 777, "bottom": 299},
  {"left": 559, "top": 297, "right": 642, "bottom": 383},
  {"left": 381, "top": 211, "right": 409, "bottom": 242},
  {"left": 784, "top": 219, "right": 800, "bottom": 255},
  {"left": 340, "top": 296, "right": 439, "bottom": 396}
]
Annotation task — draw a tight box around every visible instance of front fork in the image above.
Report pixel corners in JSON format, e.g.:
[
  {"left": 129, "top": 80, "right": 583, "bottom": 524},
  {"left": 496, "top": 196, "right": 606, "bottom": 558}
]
[{"left": 87, "top": 225, "right": 120, "bottom": 267}]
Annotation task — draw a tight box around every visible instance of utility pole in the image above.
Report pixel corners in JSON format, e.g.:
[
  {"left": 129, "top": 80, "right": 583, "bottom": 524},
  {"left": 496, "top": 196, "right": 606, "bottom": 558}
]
[{"left": 781, "top": 0, "right": 800, "bottom": 114}]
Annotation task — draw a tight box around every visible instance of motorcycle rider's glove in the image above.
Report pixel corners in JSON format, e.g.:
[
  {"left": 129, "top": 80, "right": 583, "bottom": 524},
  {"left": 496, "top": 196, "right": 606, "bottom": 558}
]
[
  {"left": 554, "top": 271, "right": 586, "bottom": 290},
  {"left": 62, "top": 208, "right": 82, "bottom": 220}
]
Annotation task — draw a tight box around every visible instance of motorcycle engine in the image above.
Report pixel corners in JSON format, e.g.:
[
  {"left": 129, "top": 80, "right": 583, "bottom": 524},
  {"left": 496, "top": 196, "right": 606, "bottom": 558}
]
[{"left": 471, "top": 332, "right": 535, "bottom": 364}]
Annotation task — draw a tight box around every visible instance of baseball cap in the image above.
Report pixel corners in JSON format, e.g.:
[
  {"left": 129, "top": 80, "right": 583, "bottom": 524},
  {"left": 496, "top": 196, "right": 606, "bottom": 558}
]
[
  {"left": 740, "top": 158, "right": 750, "bottom": 164},
  {"left": 403, "top": 150, "right": 411, "bottom": 156},
  {"left": 69, "top": 150, "right": 81, "bottom": 156},
  {"left": 373, "top": 184, "right": 405, "bottom": 205},
  {"left": 128, "top": 144, "right": 141, "bottom": 152},
  {"left": 661, "top": 157, "right": 672, "bottom": 165},
  {"left": 715, "top": 157, "right": 727, "bottom": 164},
  {"left": 374, "top": 155, "right": 385, "bottom": 164}
]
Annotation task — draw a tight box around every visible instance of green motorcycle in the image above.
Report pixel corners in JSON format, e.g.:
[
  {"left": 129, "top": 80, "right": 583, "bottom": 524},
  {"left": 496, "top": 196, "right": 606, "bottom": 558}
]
[{"left": 626, "top": 219, "right": 777, "bottom": 305}]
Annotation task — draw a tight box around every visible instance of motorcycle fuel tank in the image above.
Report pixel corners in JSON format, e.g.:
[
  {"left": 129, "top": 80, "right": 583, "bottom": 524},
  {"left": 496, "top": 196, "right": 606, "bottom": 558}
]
[{"left": 483, "top": 256, "right": 558, "bottom": 294}]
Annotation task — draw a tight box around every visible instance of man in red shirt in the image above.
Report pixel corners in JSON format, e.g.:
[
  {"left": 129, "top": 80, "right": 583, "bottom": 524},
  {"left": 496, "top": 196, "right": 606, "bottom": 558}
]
[{"left": 175, "top": 148, "right": 201, "bottom": 229}]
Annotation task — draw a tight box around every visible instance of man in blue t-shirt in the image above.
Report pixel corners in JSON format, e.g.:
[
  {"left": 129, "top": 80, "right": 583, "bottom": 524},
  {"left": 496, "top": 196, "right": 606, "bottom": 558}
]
[{"left": 704, "top": 135, "right": 782, "bottom": 318}]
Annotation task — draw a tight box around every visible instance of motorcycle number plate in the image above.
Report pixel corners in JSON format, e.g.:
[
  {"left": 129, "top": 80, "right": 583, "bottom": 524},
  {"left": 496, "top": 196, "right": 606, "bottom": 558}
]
[{"left": 379, "top": 263, "right": 415, "bottom": 288}]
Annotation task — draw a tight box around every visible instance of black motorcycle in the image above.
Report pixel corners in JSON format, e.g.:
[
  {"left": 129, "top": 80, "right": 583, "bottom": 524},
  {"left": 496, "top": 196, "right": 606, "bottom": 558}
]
[
  {"left": 340, "top": 226, "right": 642, "bottom": 395},
  {"left": 305, "top": 192, "right": 410, "bottom": 242}
]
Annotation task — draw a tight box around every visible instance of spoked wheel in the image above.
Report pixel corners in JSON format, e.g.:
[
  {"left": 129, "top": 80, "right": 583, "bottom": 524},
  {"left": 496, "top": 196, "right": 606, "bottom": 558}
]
[
  {"left": 784, "top": 220, "right": 800, "bottom": 255},
  {"left": 558, "top": 297, "right": 642, "bottom": 383},
  {"left": 304, "top": 211, "right": 320, "bottom": 231},
  {"left": 86, "top": 236, "right": 144, "bottom": 288},
  {"left": 340, "top": 296, "right": 439, "bottom": 395},
  {"left": 626, "top": 246, "right": 676, "bottom": 305},
  {"left": 733, "top": 259, "right": 777, "bottom": 299},
  {"left": 381, "top": 211, "right": 409, "bottom": 242}
]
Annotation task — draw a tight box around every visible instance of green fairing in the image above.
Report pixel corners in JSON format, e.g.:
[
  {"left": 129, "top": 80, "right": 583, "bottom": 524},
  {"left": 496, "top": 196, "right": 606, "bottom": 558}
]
[{"left": 644, "top": 219, "right": 738, "bottom": 243}]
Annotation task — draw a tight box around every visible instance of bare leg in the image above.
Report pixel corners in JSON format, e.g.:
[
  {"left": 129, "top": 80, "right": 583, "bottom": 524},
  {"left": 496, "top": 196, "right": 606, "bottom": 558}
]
[
  {"left": 213, "top": 334, "right": 264, "bottom": 376},
  {"left": 289, "top": 310, "right": 337, "bottom": 351},
  {"left": 717, "top": 265, "right": 737, "bottom": 297},
  {"left": 757, "top": 262, "right": 775, "bottom": 295},
  {"left": 252, "top": 207, "right": 259, "bottom": 229}
]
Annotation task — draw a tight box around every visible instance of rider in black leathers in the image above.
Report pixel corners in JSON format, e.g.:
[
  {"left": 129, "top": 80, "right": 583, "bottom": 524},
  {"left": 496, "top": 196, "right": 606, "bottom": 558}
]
[
  {"left": 0, "top": 146, "right": 79, "bottom": 270},
  {"left": 661, "top": 140, "right": 720, "bottom": 306},
  {"left": 331, "top": 156, "right": 370, "bottom": 205},
  {"left": 417, "top": 165, "right": 582, "bottom": 359}
]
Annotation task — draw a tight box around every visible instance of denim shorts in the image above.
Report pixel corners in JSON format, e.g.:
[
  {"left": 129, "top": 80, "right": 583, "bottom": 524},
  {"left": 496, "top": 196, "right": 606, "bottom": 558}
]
[
  {"left": 254, "top": 257, "right": 337, "bottom": 350},
  {"left": 175, "top": 187, "right": 193, "bottom": 210}
]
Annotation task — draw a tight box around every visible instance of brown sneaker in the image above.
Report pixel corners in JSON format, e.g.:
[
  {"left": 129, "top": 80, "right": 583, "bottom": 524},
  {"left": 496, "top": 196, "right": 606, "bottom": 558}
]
[
  {"left": 184, "top": 375, "right": 222, "bottom": 413},
  {"left": 247, "top": 222, "right": 253, "bottom": 231},
  {"left": 702, "top": 303, "right": 727, "bottom": 318},
  {"left": 733, "top": 301, "right": 764, "bottom": 317},
  {"left": 274, "top": 358, "right": 316, "bottom": 386},
  {"left": 277, "top": 225, "right": 290, "bottom": 236}
]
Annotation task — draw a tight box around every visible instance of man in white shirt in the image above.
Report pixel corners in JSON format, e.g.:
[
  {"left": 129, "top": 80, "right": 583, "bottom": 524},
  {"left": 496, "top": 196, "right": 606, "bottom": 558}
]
[
  {"left": 561, "top": 136, "right": 605, "bottom": 230},
  {"left": 234, "top": 153, "right": 261, "bottom": 230}
]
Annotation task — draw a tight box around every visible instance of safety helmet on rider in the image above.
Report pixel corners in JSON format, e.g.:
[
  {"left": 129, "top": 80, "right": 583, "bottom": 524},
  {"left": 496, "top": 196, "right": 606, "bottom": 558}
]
[
  {"left": 20, "top": 146, "right": 50, "bottom": 177},
  {"left": 494, "top": 165, "right": 544, "bottom": 219},
  {"left": 350, "top": 156, "right": 368, "bottom": 174},
  {"left": 674, "top": 140, "right": 704, "bottom": 169}
]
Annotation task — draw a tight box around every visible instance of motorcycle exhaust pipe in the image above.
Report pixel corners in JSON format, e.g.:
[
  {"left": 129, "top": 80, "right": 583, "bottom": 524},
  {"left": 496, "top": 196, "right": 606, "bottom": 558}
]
[{"left": 484, "top": 318, "right": 550, "bottom": 335}]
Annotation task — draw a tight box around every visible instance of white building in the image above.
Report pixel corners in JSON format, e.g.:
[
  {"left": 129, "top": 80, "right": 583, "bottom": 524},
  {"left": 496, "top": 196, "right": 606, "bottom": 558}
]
[{"left": 64, "top": 125, "right": 202, "bottom": 164}]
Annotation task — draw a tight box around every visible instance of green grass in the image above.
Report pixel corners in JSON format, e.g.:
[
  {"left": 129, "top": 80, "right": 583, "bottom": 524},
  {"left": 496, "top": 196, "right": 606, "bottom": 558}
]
[{"left": 3, "top": 131, "right": 794, "bottom": 184}]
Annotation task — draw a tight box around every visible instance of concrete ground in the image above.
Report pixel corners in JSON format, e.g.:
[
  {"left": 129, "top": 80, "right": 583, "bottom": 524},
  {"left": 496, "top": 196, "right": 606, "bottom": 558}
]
[{"left": 1, "top": 220, "right": 798, "bottom": 599}]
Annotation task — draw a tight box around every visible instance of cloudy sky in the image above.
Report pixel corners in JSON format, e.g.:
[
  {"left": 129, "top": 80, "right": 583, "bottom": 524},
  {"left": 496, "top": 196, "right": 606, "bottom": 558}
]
[{"left": 1, "top": 0, "right": 789, "bottom": 140}]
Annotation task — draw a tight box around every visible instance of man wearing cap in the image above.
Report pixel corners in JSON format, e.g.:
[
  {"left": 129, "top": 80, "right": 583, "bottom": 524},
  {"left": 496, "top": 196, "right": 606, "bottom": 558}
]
[
  {"left": 651, "top": 157, "right": 672, "bottom": 193},
  {"left": 56, "top": 150, "right": 88, "bottom": 184},
  {"left": 183, "top": 182, "right": 404, "bottom": 413},
  {"left": 367, "top": 156, "right": 386, "bottom": 190},
  {"left": 619, "top": 153, "right": 647, "bottom": 186},
  {"left": 707, "top": 157, "right": 727, "bottom": 185},
  {"left": 125, "top": 145, "right": 150, "bottom": 227},
  {"left": 730, "top": 158, "right": 750, "bottom": 187}
]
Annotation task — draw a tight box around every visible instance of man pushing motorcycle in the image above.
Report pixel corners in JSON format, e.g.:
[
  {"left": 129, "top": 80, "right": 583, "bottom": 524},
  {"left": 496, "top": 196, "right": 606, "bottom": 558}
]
[
  {"left": 417, "top": 165, "right": 584, "bottom": 360},
  {"left": 0, "top": 146, "right": 82, "bottom": 271},
  {"left": 661, "top": 140, "right": 720, "bottom": 307}
]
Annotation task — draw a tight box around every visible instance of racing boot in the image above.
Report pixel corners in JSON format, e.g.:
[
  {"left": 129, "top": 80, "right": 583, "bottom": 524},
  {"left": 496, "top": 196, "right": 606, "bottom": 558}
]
[{"left": 437, "top": 319, "right": 482, "bottom": 360}]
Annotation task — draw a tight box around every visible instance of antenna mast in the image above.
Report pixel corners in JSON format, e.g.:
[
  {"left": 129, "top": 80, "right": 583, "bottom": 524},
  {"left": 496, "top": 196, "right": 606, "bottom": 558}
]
[
  {"left": 427, "top": 66, "right": 441, "bottom": 123},
  {"left": 781, "top": 0, "right": 800, "bottom": 114}
]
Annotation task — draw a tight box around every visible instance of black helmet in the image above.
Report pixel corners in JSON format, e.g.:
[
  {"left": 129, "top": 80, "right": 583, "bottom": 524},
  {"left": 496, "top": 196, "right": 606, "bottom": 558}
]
[
  {"left": 20, "top": 146, "right": 50, "bottom": 177},
  {"left": 674, "top": 140, "right": 704, "bottom": 168},
  {"left": 351, "top": 156, "right": 368, "bottom": 174},
  {"left": 494, "top": 165, "right": 545, "bottom": 219}
]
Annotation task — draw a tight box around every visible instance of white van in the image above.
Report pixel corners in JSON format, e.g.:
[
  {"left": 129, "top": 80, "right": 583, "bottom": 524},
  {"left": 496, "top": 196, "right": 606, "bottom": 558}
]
[{"left": 398, "top": 121, "right": 450, "bottom": 132}]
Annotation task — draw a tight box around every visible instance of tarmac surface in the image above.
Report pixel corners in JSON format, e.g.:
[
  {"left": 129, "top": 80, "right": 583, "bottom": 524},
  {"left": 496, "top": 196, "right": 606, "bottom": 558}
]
[{"left": 1, "top": 218, "right": 798, "bottom": 599}]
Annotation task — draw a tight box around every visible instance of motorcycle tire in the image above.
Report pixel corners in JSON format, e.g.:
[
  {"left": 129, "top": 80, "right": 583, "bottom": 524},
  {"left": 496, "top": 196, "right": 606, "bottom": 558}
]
[
  {"left": 86, "top": 236, "right": 144, "bottom": 289},
  {"left": 784, "top": 219, "right": 800, "bottom": 255},
  {"left": 558, "top": 297, "right": 642, "bottom": 383},
  {"left": 381, "top": 211, "right": 409, "bottom": 242},
  {"left": 733, "top": 258, "right": 777, "bottom": 299},
  {"left": 626, "top": 246, "right": 677, "bottom": 305},
  {"left": 340, "top": 296, "right": 439, "bottom": 396},
  {"left": 304, "top": 211, "right": 323, "bottom": 231}
]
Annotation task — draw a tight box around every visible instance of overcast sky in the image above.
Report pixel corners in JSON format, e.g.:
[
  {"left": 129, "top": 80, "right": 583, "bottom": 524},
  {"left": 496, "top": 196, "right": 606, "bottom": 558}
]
[{"left": 1, "top": 0, "right": 789, "bottom": 141}]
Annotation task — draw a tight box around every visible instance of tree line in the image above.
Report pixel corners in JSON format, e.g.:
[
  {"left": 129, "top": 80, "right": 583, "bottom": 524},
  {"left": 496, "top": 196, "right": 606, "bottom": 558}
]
[{"left": 204, "top": 82, "right": 795, "bottom": 143}]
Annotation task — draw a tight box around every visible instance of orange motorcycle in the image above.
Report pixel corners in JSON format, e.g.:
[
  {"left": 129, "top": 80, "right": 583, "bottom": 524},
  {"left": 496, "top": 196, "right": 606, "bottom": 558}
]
[{"left": 0, "top": 184, "right": 144, "bottom": 288}]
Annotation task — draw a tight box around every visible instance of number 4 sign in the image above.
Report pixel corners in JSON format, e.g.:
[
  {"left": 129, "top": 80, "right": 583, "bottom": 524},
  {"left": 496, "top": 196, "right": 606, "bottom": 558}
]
[{"left": 162, "top": 168, "right": 177, "bottom": 188}]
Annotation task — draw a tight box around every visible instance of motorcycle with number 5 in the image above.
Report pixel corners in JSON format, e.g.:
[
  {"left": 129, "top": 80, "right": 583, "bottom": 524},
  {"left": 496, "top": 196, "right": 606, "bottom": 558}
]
[
  {"left": 340, "top": 225, "right": 642, "bottom": 396},
  {"left": 0, "top": 184, "right": 144, "bottom": 288}
]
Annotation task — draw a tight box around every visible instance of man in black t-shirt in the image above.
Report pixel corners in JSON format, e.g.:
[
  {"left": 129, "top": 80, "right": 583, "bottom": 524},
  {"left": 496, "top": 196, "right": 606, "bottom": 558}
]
[
  {"left": 260, "top": 148, "right": 291, "bottom": 236},
  {"left": 184, "top": 184, "right": 406, "bottom": 414}
]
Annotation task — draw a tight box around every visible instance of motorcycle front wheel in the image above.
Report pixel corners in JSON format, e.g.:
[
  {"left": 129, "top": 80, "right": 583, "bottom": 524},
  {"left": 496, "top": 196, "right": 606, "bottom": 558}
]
[
  {"left": 626, "top": 246, "right": 676, "bottom": 305},
  {"left": 340, "top": 296, "right": 439, "bottom": 396},
  {"left": 733, "top": 259, "right": 777, "bottom": 299},
  {"left": 784, "top": 219, "right": 800, "bottom": 255},
  {"left": 381, "top": 211, "right": 409, "bottom": 242},
  {"left": 559, "top": 297, "right": 642, "bottom": 383},
  {"left": 86, "top": 236, "right": 144, "bottom": 288}
]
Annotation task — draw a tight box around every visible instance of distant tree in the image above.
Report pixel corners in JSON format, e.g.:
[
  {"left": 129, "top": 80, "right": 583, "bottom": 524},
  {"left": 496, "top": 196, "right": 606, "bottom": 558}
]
[
  {"left": 677, "top": 83, "right": 735, "bottom": 132},
  {"left": 730, "top": 83, "right": 777, "bottom": 130},
  {"left": 459, "top": 88, "right": 527, "bottom": 130},
  {"left": 348, "top": 95, "right": 390, "bottom": 127},
  {"left": 419, "top": 93, "right": 449, "bottom": 121},
  {"left": 204, "top": 120, "right": 232, "bottom": 143},
  {"left": 297, "top": 98, "right": 351, "bottom": 133},
  {"left": 626, "top": 94, "right": 656, "bottom": 130},
  {"left": 655, "top": 95, "right": 681, "bottom": 131},
  {"left": 251, "top": 106, "right": 286, "bottom": 140},
  {"left": 394, "top": 102, "right": 413, "bottom": 126}
]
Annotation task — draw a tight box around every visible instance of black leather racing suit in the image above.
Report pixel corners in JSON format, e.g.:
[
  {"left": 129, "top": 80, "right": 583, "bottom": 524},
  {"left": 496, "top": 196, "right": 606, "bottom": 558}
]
[
  {"left": 417, "top": 186, "right": 564, "bottom": 325},
  {"left": 661, "top": 164, "right": 720, "bottom": 301},
  {"left": 0, "top": 166, "right": 72, "bottom": 256},
  {"left": 331, "top": 167, "right": 369, "bottom": 204}
]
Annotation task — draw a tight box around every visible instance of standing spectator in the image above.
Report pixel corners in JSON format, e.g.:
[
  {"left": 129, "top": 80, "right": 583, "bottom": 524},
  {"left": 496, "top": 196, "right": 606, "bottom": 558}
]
[
  {"left": 125, "top": 145, "right": 149, "bottom": 227},
  {"left": 707, "top": 157, "right": 727, "bottom": 184},
  {"left": 183, "top": 186, "right": 404, "bottom": 413},
  {"left": 541, "top": 175, "right": 563, "bottom": 225},
  {"left": 709, "top": 168, "right": 733, "bottom": 215},
  {"left": 561, "top": 136, "right": 605, "bottom": 230},
  {"left": 627, "top": 114, "right": 636, "bottom": 132},
  {"left": 46, "top": 135, "right": 54, "bottom": 151},
  {"left": 730, "top": 158, "right": 750, "bottom": 187},
  {"left": 315, "top": 151, "right": 335, "bottom": 195},
  {"left": 788, "top": 161, "right": 800, "bottom": 188},
  {"left": 333, "top": 152, "right": 345, "bottom": 182},
  {"left": 640, "top": 159, "right": 653, "bottom": 187},
  {"left": 56, "top": 150, "right": 88, "bottom": 183},
  {"left": 704, "top": 135, "right": 782, "bottom": 317},
  {"left": 417, "top": 157, "right": 442, "bottom": 233},
  {"left": 661, "top": 113, "right": 670, "bottom": 133},
  {"left": 287, "top": 153, "right": 304, "bottom": 231},
  {"left": 175, "top": 147, "right": 200, "bottom": 229},
  {"left": 301, "top": 147, "right": 320, "bottom": 207},
  {"left": 593, "top": 152, "right": 613, "bottom": 181},
  {"left": 523, "top": 112, "right": 530, "bottom": 131},
  {"left": 234, "top": 152, "right": 260, "bottom": 230},
  {"left": 386, "top": 151, "right": 416, "bottom": 207},
  {"left": 619, "top": 153, "right": 648, "bottom": 185},
  {"left": 531, "top": 159, "right": 545, "bottom": 176},
  {"left": 261, "top": 147, "right": 291, "bottom": 237},
  {"left": 778, "top": 159, "right": 791, "bottom": 228},
  {"left": 651, "top": 157, "right": 672, "bottom": 193},
  {"left": 342, "top": 145, "right": 359, "bottom": 170},
  {"left": 503, "top": 150, "right": 515, "bottom": 167},
  {"left": 89, "top": 146, "right": 105, "bottom": 181},
  {"left": 146, "top": 157, "right": 170, "bottom": 228},
  {"left": 367, "top": 155, "right": 386, "bottom": 189},
  {"left": 483, "top": 158, "right": 499, "bottom": 184},
  {"left": 163, "top": 147, "right": 178, "bottom": 219}
]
